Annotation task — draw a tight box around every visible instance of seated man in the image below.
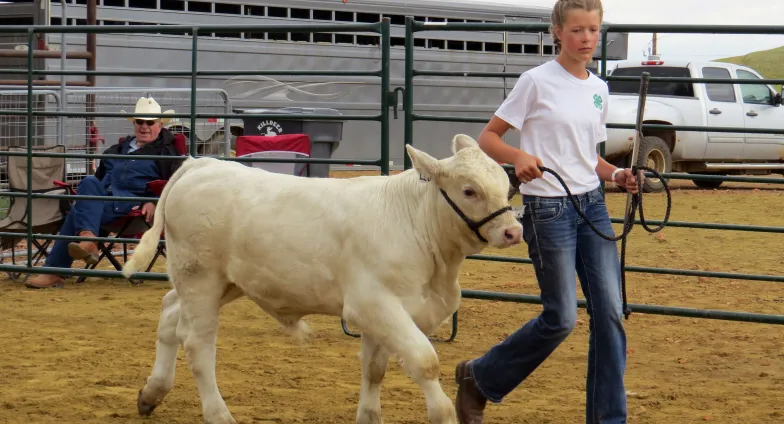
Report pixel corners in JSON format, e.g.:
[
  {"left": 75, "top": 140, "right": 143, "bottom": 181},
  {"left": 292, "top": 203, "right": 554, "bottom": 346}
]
[{"left": 26, "top": 97, "right": 184, "bottom": 289}]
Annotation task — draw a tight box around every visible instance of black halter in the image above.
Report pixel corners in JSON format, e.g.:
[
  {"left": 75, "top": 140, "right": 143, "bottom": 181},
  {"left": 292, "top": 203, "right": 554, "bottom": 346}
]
[{"left": 439, "top": 189, "right": 512, "bottom": 243}]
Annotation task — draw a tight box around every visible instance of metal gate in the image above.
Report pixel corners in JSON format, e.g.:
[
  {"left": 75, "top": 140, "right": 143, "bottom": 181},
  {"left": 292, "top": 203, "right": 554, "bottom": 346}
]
[
  {"left": 1, "top": 18, "right": 783, "bottom": 335},
  {"left": 402, "top": 18, "right": 784, "bottom": 341},
  {"left": 0, "top": 19, "right": 392, "bottom": 277}
]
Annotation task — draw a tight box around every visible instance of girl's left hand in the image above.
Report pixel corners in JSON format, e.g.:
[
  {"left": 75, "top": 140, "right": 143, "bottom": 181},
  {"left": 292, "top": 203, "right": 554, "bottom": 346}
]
[{"left": 616, "top": 169, "right": 644, "bottom": 194}]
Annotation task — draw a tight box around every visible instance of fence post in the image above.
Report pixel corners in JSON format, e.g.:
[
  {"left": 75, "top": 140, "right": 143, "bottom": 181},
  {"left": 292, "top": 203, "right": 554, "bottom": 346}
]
[
  {"left": 26, "top": 28, "right": 35, "bottom": 268},
  {"left": 380, "top": 18, "right": 390, "bottom": 176},
  {"left": 190, "top": 27, "right": 199, "bottom": 157},
  {"left": 403, "top": 17, "right": 415, "bottom": 171}
]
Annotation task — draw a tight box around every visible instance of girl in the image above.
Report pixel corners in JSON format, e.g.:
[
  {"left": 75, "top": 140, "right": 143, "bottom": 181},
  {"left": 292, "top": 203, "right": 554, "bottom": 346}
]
[{"left": 454, "top": 1, "right": 639, "bottom": 423}]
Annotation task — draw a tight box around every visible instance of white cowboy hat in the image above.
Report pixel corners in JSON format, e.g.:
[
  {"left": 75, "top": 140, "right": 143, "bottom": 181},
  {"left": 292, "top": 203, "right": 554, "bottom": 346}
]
[{"left": 121, "top": 96, "right": 175, "bottom": 125}]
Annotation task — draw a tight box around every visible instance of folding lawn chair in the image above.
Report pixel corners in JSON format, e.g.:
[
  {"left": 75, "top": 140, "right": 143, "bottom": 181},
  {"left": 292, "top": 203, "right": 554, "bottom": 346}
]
[
  {"left": 235, "top": 133, "right": 311, "bottom": 176},
  {"left": 0, "top": 145, "right": 72, "bottom": 283},
  {"left": 74, "top": 134, "right": 187, "bottom": 285},
  {"left": 74, "top": 179, "right": 169, "bottom": 285}
]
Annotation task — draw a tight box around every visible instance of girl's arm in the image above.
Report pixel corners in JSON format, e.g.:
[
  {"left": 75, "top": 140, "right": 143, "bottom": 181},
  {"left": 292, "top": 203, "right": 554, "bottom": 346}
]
[
  {"left": 596, "top": 156, "right": 619, "bottom": 182},
  {"left": 478, "top": 116, "right": 543, "bottom": 181},
  {"left": 477, "top": 116, "right": 521, "bottom": 164}
]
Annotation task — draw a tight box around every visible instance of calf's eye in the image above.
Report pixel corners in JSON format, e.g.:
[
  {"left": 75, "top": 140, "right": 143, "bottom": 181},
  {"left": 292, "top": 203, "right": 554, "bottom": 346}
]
[{"left": 463, "top": 188, "right": 476, "bottom": 197}]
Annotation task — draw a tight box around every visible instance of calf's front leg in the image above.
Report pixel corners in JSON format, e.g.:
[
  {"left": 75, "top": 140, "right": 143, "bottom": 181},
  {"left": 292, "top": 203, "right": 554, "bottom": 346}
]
[
  {"left": 357, "top": 335, "right": 390, "bottom": 424},
  {"left": 345, "top": 293, "right": 456, "bottom": 424}
]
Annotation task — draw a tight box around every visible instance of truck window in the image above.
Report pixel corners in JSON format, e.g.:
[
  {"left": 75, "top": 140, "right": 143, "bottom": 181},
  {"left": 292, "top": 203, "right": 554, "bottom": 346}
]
[
  {"left": 702, "top": 67, "right": 736, "bottom": 103},
  {"left": 736, "top": 69, "right": 773, "bottom": 105},
  {"left": 608, "top": 66, "right": 694, "bottom": 97}
]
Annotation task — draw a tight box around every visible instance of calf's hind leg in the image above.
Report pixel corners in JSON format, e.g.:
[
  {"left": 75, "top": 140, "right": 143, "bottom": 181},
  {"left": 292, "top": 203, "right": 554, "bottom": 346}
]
[
  {"left": 177, "top": 275, "right": 239, "bottom": 424},
  {"left": 137, "top": 284, "right": 244, "bottom": 421},
  {"left": 137, "top": 288, "right": 182, "bottom": 415}
]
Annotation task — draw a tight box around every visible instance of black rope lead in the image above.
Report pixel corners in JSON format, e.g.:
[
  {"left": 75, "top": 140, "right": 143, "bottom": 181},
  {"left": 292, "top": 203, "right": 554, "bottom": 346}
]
[{"left": 535, "top": 165, "right": 673, "bottom": 319}]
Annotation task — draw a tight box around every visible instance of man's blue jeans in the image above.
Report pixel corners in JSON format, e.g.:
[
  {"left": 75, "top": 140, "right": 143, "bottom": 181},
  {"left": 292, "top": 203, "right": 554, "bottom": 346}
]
[
  {"left": 43, "top": 176, "right": 131, "bottom": 269},
  {"left": 469, "top": 186, "right": 627, "bottom": 424}
]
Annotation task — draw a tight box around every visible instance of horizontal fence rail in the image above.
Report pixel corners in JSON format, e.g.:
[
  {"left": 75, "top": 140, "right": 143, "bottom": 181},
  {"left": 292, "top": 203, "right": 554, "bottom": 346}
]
[
  {"left": 461, "top": 290, "right": 784, "bottom": 325},
  {"left": 411, "top": 112, "right": 784, "bottom": 136},
  {"left": 414, "top": 70, "right": 784, "bottom": 86},
  {"left": 0, "top": 70, "right": 384, "bottom": 77},
  {"left": 398, "top": 18, "right": 784, "bottom": 340},
  {"left": 0, "top": 23, "right": 385, "bottom": 34},
  {"left": 467, "top": 254, "right": 784, "bottom": 283}
]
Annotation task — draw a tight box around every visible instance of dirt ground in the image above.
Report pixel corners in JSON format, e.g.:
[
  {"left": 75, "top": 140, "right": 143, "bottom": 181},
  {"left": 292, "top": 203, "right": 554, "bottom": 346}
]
[{"left": 1, "top": 171, "right": 783, "bottom": 424}]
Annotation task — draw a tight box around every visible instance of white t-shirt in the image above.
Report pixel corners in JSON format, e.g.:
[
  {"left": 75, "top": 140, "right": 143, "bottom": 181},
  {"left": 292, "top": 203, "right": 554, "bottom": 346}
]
[{"left": 495, "top": 60, "right": 609, "bottom": 197}]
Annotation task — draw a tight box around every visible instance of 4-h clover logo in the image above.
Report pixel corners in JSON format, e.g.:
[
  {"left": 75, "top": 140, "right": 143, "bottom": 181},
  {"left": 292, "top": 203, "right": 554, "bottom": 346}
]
[{"left": 593, "top": 94, "right": 603, "bottom": 110}]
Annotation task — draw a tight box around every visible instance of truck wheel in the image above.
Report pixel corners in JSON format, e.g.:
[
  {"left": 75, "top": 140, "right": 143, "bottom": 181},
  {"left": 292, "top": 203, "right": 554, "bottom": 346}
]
[
  {"left": 693, "top": 179, "right": 723, "bottom": 189},
  {"left": 691, "top": 173, "right": 724, "bottom": 189},
  {"left": 634, "top": 136, "right": 671, "bottom": 193}
]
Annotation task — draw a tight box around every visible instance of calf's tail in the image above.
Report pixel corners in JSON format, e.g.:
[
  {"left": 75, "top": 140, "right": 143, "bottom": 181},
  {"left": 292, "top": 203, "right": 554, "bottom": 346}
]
[{"left": 122, "top": 156, "right": 200, "bottom": 278}]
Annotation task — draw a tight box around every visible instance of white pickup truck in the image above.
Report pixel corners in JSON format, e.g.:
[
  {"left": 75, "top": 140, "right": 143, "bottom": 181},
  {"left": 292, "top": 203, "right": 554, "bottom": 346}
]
[{"left": 604, "top": 58, "right": 784, "bottom": 192}]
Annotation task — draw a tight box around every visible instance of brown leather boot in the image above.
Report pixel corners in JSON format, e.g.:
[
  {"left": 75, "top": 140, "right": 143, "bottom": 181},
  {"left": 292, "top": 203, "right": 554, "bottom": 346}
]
[
  {"left": 68, "top": 230, "right": 100, "bottom": 265},
  {"left": 455, "top": 360, "right": 487, "bottom": 424},
  {"left": 25, "top": 274, "right": 65, "bottom": 289}
]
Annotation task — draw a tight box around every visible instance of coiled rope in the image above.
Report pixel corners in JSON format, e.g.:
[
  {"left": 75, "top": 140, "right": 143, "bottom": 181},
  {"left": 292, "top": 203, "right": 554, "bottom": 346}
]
[{"left": 511, "top": 165, "right": 673, "bottom": 319}]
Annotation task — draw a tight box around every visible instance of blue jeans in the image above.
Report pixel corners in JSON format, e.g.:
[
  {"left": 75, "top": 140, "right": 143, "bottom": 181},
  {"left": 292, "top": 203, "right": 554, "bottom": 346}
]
[
  {"left": 43, "top": 176, "right": 132, "bottom": 269},
  {"left": 469, "top": 185, "right": 627, "bottom": 424}
]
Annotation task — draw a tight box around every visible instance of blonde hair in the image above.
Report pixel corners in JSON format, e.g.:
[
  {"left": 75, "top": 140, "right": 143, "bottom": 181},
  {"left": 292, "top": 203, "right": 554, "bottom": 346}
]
[{"left": 549, "top": 0, "right": 604, "bottom": 53}]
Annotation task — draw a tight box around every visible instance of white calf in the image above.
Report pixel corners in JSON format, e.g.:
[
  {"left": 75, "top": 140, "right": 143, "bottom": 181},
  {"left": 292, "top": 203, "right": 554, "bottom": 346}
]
[{"left": 122, "top": 134, "right": 522, "bottom": 424}]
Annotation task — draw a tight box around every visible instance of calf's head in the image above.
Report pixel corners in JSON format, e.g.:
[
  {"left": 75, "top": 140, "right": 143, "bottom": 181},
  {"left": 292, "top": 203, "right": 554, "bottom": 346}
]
[{"left": 405, "top": 134, "right": 523, "bottom": 249}]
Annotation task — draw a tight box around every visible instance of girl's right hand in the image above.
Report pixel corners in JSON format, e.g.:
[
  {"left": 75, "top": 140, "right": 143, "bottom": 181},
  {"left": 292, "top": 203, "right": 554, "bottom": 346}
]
[{"left": 513, "top": 151, "right": 544, "bottom": 184}]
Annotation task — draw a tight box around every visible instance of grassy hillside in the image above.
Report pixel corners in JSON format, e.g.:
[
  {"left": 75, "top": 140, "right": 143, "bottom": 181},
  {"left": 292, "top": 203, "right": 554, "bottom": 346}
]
[{"left": 716, "top": 45, "right": 784, "bottom": 91}]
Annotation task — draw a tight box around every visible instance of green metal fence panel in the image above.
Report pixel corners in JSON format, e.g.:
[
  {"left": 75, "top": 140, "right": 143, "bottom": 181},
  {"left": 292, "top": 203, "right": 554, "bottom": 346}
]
[
  {"left": 3, "top": 19, "right": 784, "bottom": 341},
  {"left": 401, "top": 19, "right": 784, "bottom": 340},
  {"left": 0, "top": 20, "right": 393, "bottom": 279}
]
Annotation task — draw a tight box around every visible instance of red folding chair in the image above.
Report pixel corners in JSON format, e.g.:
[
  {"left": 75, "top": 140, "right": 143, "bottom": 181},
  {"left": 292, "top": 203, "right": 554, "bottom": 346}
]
[
  {"left": 74, "top": 134, "right": 187, "bottom": 285},
  {"left": 236, "top": 133, "right": 311, "bottom": 176}
]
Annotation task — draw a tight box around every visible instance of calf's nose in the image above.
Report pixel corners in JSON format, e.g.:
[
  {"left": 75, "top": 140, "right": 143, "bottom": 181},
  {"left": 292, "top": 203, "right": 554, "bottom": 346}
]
[{"left": 503, "top": 227, "right": 523, "bottom": 245}]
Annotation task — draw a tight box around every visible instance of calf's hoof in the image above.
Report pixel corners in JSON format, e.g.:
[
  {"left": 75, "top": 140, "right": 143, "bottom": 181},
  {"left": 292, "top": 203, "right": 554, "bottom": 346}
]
[
  {"left": 356, "top": 407, "right": 383, "bottom": 424},
  {"left": 137, "top": 388, "right": 160, "bottom": 416},
  {"left": 204, "top": 414, "right": 237, "bottom": 424},
  {"left": 430, "top": 409, "right": 458, "bottom": 424}
]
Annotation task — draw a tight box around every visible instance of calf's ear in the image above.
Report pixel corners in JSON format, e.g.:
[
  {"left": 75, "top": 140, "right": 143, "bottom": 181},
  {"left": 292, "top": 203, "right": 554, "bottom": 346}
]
[
  {"left": 405, "top": 145, "right": 440, "bottom": 181},
  {"left": 452, "top": 134, "right": 479, "bottom": 154}
]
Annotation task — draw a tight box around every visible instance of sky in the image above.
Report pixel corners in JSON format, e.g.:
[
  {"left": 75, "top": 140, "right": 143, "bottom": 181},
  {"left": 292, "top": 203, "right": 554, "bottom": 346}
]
[{"left": 468, "top": 0, "right": 784, "bottom": 63}]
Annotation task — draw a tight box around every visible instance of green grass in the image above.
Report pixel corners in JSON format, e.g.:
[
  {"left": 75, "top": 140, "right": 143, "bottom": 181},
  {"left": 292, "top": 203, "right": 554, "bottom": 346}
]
[
  {"left": 0, "top": 196, "right": 8, "bottom": 219},
  {"left": 716, "top": 45, "right": 784, "bottom": 91}
]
